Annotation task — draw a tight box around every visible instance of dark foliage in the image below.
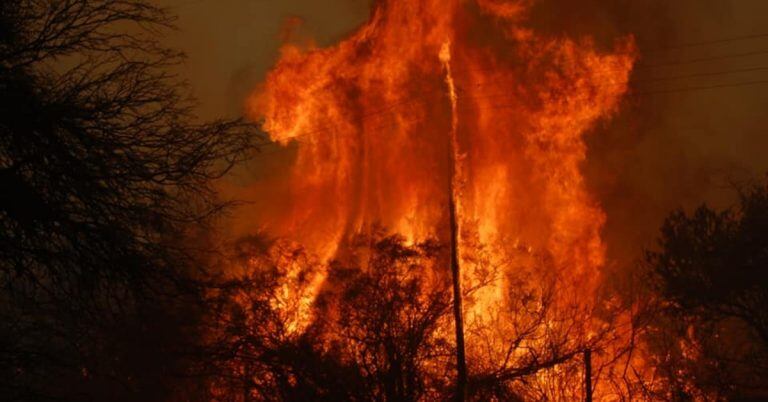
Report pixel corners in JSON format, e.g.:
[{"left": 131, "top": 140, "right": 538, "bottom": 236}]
[
  {"left": 0, "top": 1, "right": 257, "bottom": 400},
  {"left": 646, "top": 179, "right": 768, "bottom": 399},
  {"left": 649, "top": 181, "right": 768, "bottom": 346},
  {"left": 7, "top": 1, "right": 768, "bottom": 401}
]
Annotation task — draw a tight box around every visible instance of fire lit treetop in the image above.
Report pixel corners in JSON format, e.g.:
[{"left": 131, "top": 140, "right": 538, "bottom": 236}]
[{"left": 243, "top": 0, "right": 635, "bottom": 398}]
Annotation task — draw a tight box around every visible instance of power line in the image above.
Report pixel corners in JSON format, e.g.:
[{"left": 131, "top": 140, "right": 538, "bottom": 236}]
[
  {"left": 253, "top": 77, "right": 768, "bottom": 157},
  {"left": 270, "top": 31, "right": 768, "bottom": 103},
  {"left": 633, "top": 66, "right": 768, "bottom": 83},
  {"left": 634, "top": 78, "right": 768, "bottom": 96},
  {"left": 263, "top": 39, "right": 768, "bottom": 125},
  {"left": 399, "top": 68, "right": 768, "bottom": 115},
  {"left": 644, "top": 32, "right": 768, "bottom": 53},
  {"left": 455, "top": 48, "right": 768, "bottom": 80},
  {"left": 636, "top": 49, "right": 768, "bottom": 69},
  {"left": 255, "top": 74, "right": 768, "bottom": 149},
  {"left": 263, "top": 61, "right": 768, "bottom": 142},
  {"left": 252, "top": 42, "right": 768, "bottom": 146},
  {"left": 460, "top": 79, "right": 768, "bottom": 114},
  {"left": 247, "top": 32, "right": 768, "bottom": 159},
  {"left": 459, "top": 65, "right": 768, "bottom": 93}
]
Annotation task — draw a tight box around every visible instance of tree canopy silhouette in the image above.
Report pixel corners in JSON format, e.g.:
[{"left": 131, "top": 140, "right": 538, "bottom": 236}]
[
  {"left": 648, "top": 180, "right": 768, "bottom": 346},
  {"left": 0, "top": 1, "right": 256, "bottom": 400},
  {"left": 645, "top": 178, "right": 768, "bottom": 400}
]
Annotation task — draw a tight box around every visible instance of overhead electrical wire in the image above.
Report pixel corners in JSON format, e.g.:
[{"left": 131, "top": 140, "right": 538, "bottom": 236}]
[
  {"left": 251, "top": 33, "right": 768, "bottom": 153},
  {"left": 257, "top": 68, "right": 768, "bottom": 148},
  {"left": 277, "top": 32, "right": 768, "bottom": 102},
  {"left": 256, "top": 74, "right": 768, "bottom": 157},
  {"left": 643, "top": 32, "right": 768, "bottom": 53}
]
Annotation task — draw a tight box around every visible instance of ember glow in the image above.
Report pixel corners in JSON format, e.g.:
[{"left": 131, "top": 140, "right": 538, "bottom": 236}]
[{"left": 245, "top": 0, "right": 636, "bottom": 397}]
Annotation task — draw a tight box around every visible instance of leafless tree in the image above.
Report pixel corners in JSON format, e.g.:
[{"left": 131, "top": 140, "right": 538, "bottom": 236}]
[{"left": 0, "top": 1, "right": 258, "bottom": 399}]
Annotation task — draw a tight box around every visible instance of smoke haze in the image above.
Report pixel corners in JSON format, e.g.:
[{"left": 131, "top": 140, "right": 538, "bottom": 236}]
[{"left": 161, "top": 0, "right": 768, "bottom": 268}]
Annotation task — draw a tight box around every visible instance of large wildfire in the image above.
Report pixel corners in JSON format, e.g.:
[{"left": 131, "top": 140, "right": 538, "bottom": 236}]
[{"left": 237, "top": 0, "right": 639, "bottom": 399}]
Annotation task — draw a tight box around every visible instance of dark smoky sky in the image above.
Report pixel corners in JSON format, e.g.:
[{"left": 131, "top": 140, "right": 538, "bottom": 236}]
[
  {"left": 158, "top": 0, "right": 371, "bottom": 119},
  {"left": 160, "top": 0, "right": 768, "bottom": 268}
]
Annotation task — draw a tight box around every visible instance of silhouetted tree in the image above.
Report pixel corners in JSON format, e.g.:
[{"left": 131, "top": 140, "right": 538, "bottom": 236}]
[
  {"left": 0, "top": 1, "right": 256, "bottom": 400},
  {"left": 645, "top": 178, "right": 768, "bottom": 400},
  {"left": 649, "top": 181, "right": 768, "bottom": 345}
]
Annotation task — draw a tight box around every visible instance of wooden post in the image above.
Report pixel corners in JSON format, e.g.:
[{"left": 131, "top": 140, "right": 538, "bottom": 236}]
[
  {"left": 441, "top": 40, "right": 467, "bottom": 402},
  {"left": 584, "top": 349, "right": 593, "bottom": 402},
  {"left": 449, "top": 182, "right": 467, "bottom": 401}
]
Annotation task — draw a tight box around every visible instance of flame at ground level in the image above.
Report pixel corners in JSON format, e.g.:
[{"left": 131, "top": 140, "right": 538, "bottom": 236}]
[{"left": 238, "top": 0, "right": 638, "bottom": 398}]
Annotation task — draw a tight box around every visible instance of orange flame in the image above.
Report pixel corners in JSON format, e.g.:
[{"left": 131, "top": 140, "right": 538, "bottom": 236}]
[{"left": 245, "top": 0, "right": 636, "bottom": 396}]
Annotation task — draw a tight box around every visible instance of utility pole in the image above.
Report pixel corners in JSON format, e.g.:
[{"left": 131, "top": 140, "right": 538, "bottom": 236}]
[
  {"left": 440, "top": 41, "right": 467, "bottom": 402},
  {"left": 448, "top": 163, "right": 467, "bottom": 401},
  {"left": 584, "top": 349, "right": 593, "bottom": 402}
]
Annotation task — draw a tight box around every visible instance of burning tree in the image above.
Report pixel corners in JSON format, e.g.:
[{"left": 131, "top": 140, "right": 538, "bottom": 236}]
[
  {"left": 232, "top": 0, "right": 637, "bottom": 399},
  {"left": 205, "top": 229, "right": 655, "bottom": 401},
  {"left": 204, "top": 234, "right": 449, "bottom": 401},
  {"left": 11, "top": 0, "right": 757, "bottom": 400}
]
